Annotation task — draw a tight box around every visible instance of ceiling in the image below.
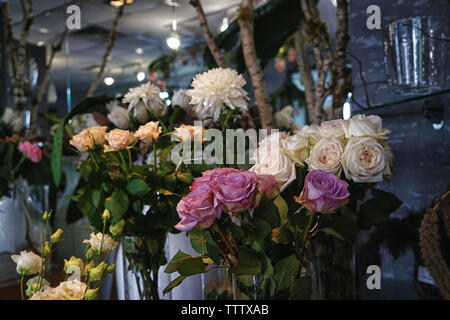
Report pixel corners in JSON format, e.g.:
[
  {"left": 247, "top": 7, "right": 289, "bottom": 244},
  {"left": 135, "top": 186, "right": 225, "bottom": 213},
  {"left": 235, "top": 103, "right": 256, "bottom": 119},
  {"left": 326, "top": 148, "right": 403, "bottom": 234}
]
[
  {"left": 8, "top": 0, "right": 247, "bottom": 98},
  {"left": 7, "top": 0, "right": 337, "bottom": 105}
]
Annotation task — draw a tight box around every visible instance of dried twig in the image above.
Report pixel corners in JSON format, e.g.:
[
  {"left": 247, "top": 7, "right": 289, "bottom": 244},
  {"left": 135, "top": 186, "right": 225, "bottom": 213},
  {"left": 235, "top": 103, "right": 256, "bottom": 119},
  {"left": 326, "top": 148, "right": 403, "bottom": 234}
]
[
  {"left": 237, "top": 0, "right": 273, "bottom": 129},
  {"left": 86, "top": 5, "right": 125, "bottom": 97},
  {"left": 189, "top": 0, "right": 226, "bottom": 68}
]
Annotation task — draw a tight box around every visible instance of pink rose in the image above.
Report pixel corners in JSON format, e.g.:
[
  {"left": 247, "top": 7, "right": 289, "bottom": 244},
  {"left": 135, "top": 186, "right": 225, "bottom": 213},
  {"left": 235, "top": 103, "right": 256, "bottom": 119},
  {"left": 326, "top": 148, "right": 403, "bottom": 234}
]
[
  {"left": 175, "top": 185, "right": 222, "bottom": 232},
  {"left": 209, "top": 169, "right": 259, "bottom": 216},
  {"left": 294, "top": 170, "right": 349, "bottom": 214},
  {"left": 256, "top": 175, "right": 279, "bottom": 199},
  {"left": 18, "top": 141, "right": 42, "bottom": 163}
]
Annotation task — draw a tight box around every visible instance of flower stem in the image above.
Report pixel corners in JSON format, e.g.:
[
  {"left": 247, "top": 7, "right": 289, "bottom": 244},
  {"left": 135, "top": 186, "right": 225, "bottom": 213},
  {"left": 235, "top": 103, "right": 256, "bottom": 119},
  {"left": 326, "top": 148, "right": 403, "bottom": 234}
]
[
  {"left": 20, "top": 276, "right": 25, "bottom": 300},
  {"left": 297, "top": 212, "right": 315, "bottom": 278},
  {"left": 153, "top": 143, "right": 157, "bottom": 175},
  {"left": 118, "top": 151, "right": 129, "bottom": 180},
  {"left": 127, "top": 149, "right": 132, "bottom": 168},
  {"left": 89, "top": 150, "right": 99, "bottom": 169},
  {"left": 216, "top": 225, "right": 236, "bottom": 258}
]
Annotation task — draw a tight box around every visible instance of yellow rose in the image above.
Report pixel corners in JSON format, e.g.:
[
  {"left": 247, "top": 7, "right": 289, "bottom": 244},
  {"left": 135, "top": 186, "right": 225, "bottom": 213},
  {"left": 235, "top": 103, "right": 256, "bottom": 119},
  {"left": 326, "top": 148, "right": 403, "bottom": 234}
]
[
  {"left": 305, "top": 138, "right": 344, "bottom": 176},
  {"left": 342, "top": 137, "right": 391, "bottom": 183},
  {"left": 104, "top": 129, "right": 133, "bottom": 152},
  {"left": 69, "top": 130, "right": 94, "bottom": 152},
  {"left": 134, "top": 121, "right": 162, "bottom": 144}
]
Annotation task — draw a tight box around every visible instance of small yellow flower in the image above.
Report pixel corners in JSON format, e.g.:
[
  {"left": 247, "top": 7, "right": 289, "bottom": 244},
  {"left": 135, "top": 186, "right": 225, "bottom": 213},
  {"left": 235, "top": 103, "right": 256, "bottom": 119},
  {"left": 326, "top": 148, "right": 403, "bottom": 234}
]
[
  {"left": 107, "top": 264, "right": 115, "bottom": 273},
  {"left": 64, "top": 256, "right": 84, "bottom": 275},
  {"left": 102, "top": 209, "right": 111, "bottom": 221},
  {"left": 89, "top": 262, "right": 107, "bottom": 282},
  {"left": 109, "top": 220, "right": 125, "bottom": 237},
  {"left": 84, "top": 288, "right": 99, "bottom": 300},
  {"left": 50, "top": 228, "right": 63, "bottom": 244}
]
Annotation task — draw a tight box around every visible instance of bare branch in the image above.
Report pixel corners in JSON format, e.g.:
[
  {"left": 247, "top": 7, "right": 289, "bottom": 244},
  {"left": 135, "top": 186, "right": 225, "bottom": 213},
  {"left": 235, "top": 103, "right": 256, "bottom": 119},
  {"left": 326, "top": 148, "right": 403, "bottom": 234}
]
[
  {"left": 87, "top": 5, "right": 125, "bottom": 97},
  {"left": 189, "top": 0, "right": 226, "bottom": 68},
  {"left": 237, "top": 0, "right": 273, "bottom": 129}
]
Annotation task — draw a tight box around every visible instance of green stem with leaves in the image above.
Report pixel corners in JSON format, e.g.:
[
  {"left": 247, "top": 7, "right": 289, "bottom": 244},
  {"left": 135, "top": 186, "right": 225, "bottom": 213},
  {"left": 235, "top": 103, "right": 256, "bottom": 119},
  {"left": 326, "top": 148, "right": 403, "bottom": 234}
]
[{"left": 297, "top": 212, "right": 315, "bottom": 278}]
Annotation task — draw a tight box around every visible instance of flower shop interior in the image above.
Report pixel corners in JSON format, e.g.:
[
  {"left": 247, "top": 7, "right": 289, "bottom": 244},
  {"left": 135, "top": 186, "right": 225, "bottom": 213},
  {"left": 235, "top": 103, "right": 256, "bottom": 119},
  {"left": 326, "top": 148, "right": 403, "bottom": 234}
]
[{"left": 0, "top": 0, "right": 449, "bottom": 301}]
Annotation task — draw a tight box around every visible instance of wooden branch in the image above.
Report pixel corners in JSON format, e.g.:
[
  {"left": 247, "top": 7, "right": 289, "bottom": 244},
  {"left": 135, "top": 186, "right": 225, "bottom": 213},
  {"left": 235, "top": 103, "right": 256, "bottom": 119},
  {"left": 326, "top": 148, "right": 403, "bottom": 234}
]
[
  {"left": 294, "top": 29, "right": 316, "bottom": 123},
  {"left": 237, "top": 0, "right": 273, "bottom": 129},
  {"left": 189, "top": 0, "right": 226, "bottom": 68},
  {"left": 28, "top": 28, "right": 69, "bottom": 136},
  {"left": 15, "top": 0, "right": 33, "bottom": 108},
  {"left": 331, "top": 0, "right": 350, "bottom": 118},
  {"left": 86, "top": 5, "right": 125, "bottom": 97},
  {"left": 1, "top": 1, "right": 18, "bottom": 79}
]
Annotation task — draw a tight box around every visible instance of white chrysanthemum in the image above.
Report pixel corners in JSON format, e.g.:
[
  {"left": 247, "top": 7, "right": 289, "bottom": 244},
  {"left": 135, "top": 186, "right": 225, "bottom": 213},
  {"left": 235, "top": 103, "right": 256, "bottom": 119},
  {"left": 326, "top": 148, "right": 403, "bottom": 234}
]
[
  {"left": 123, "top": 82, "right": 167, "bottom": 117},
  {"left": 186, "top": 68, "right": 249, "bottom": 121}
]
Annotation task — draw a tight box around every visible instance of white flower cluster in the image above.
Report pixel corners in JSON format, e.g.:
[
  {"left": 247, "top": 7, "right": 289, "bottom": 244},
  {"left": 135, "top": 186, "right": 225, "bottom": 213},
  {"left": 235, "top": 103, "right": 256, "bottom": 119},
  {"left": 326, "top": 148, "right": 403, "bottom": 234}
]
[
  {"left": 250, "top": 114, "right": 392, "bottom": 191},
  {"left": 123, "top": 82, "right": 167, "bottom": 120},
  {"left": 186, "top": 68, "right": 249, "bottom": 121}
]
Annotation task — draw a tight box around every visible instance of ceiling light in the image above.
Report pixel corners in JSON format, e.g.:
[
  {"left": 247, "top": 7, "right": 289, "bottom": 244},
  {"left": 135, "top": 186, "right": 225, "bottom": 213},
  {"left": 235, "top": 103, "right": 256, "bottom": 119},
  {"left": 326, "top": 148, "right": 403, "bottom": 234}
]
[
  {"left": 166, "top": 1, "right": 181, "bottom": 50},
  {"left": 37, "top": 41, "right": 45, "bottom": 47},
  {"left": 166, "top": 32, "right": 181, "bottom": 50},
  {"left": 219, "top": 17, "right": 229, "bottom": 32},
  {"left": 330, "top": 0, "right": 337, "bottom": 6},
  {"left": 342, "top": 102, "right": 351, "bottom": 120},
  {"left": 110, "top": 0, "right": 133, "bottom": 8},
  {"left": 104, "top": 77, "right": 115, "bottom": 86},
  {"left": 136, "top": 47, "right": 143, "bottom": 55},
  {"left": 38, "top": 27, "right": 49, "bottom": 34},
  {"left": 137, "top": 72, "right": 146, "bottom": 82}
]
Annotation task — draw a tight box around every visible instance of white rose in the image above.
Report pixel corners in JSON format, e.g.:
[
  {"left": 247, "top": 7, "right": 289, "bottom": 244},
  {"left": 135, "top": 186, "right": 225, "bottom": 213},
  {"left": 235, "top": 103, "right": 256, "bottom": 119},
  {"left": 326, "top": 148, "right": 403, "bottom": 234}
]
[
  {"left": 342, "top": 137, "right": 391, "bottom": 183},
  {"left": 30, "top": 287, "right": 60, "bottom": 300},
  {"left": 305, "top": 138, "right": 344, "bottom": 176},
  {"left": 85, "top": 126, "right": 107, "bottom": 145},
  {"left": 172, "top": 89, "right": 191, "bottom": 110},
  {"left": 134, "top": 121, "right": 162, "bottom": 144},
  {"left": 148, "top": 97, "right": 168, "bottom": 117},
  {"left": 250, "top": 147, "right": 296, "bottom": 192},
  {"left": 83, "top": 232, "right": 118, "bottom": 253},
  {"left": 299, "top": 124, "right": 324, "bottom": 144},
  {"left": 133, "top": 100, "right": 149, "bottom": 123},
  {"left": 283, "top": 132, "right": 309, "bottom": 165},
  {"left": 274, "top": 105, "right": 294, "bottom": 129},
  {"left": 107, "top": 106, "right": 130, "bottom": 129},
  {"left": 11, "top": 250, "right": 42, "bottom": 276},
  {"left": 319, "top": 119, "right": 346, "bottom": 140},
  {"left": 344, "top": 114, "right": 390, "bottom": 139},
  {"left": 52, "top": 279, "right": 87, "bottom": 300}
]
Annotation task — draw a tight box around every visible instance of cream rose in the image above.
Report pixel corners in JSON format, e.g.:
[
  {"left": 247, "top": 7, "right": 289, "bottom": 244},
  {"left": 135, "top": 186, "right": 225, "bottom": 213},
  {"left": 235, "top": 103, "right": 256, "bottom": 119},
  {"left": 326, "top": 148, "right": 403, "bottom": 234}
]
[
  {"left": 107, "top": 105, "right": 130, "bottom": 129},
  {"left": 53, "top": 279, "right": 87, "bottom": 300},
  {"left": 134, "top": 121, "right": 162, "bottom": 144},
  {"left": 250, "top": 148, "right": 296, "bottom": 192},
  {"left": 282, "top": 132, "right": 309, "bottom": 165},
  {"left": 85, "top": 126, "right": 107, "bottom": 145},
  {"left": 344, "top": 114, "right": 390, "bottom": 139},
  {"left": 342, "top": 137, "right": 391, "bottom": 183},
  {"left": 173, "top": 124, "right": 204, "bottom": 142},
  {"left": 30, "top": 287, "right": 60, "bottom": 300},
  {"left": 69, "top": 130, "right": 95, "bottom": 152},
  {"left": 299, "top": 124, "right": 324, "bottom": 144},
  {"left": 11, "top": 250, "right": 42, "bottom": 276},
  {"left": 305, "top": 138, "right": 344, "bottom": 176},
  {"left": 83, "top": 232, "right": 118, "bottom": 253},
  {"left": 104, "top": 129, "right": 133, "bottom": 152},
  {"left": 133, "top": 101, "right": 149, "bottom": 123},
  {"left": 319, "top": 119, "right": 346, "bottom": 140}
]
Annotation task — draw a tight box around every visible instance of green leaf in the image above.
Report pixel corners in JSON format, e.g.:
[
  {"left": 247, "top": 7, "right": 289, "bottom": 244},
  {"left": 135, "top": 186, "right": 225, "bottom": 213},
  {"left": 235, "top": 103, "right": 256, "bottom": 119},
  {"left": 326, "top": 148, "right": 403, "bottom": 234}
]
[
  {"left": 231, "top": 247, "right": 262, "bottom": 275},
  {"left": 206, "top": 240, "right": 222, "bottom": 265},
  {"left": 105, "top": 189, "right": 129, "bottom": 222},
  {"left": 319, "top": 227, "right": 346, "bottom": 242},
  {"left": 91, "top": 189, "right": 103, "bottom": 209},
  {"left": 163, "top": 275, "right": 186, "bottom": 295},
  {"left": 274, "top": 195, "right": 288, "bottom": 226},
  {"left": 290, "top": 276, "right": 312, "bottom": 300},
  {"left": 253, "top": 195, "right": 280, "bottom": 228},
  {"left": 189, "top": 229, "right": 210, "bottom": 255},
  {"left": 126, "top": 178, "right": 150, "bottom": 197},
  {"left": 165, "top": 250, "right": 190, "bottom": 273},
  {"left": 273, "top": 254, "right": 298, "bottom": 294},
  {"left": 176, "top": 172, "right": 193, "bottom": 185},
  {"left": 145, "top": 239, "right": 159, "bottom": 255},
  {"left": 359, "top": 188, "right": 402, "bottom": 229}
]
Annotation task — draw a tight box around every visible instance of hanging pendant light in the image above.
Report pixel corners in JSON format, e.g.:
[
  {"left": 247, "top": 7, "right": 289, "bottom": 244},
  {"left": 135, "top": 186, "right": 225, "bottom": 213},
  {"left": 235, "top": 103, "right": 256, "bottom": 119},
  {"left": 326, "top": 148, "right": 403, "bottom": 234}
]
[{"left": 166, "top": 1, "right": 181, "bottom": 50}]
